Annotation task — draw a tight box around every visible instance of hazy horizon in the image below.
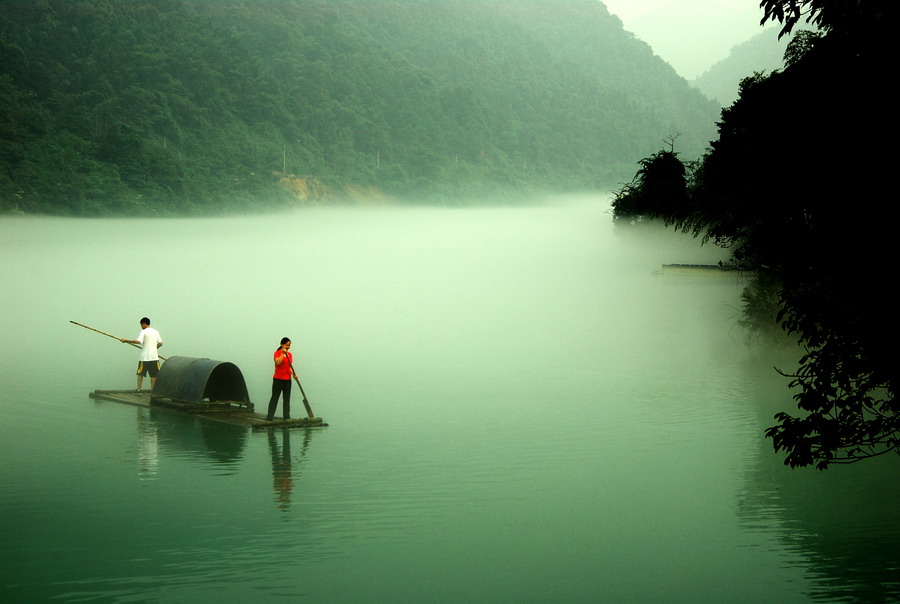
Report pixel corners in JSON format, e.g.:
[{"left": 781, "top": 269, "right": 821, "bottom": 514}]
[{"left": 603, "top": 0, "right": 776, "bottom": 79}]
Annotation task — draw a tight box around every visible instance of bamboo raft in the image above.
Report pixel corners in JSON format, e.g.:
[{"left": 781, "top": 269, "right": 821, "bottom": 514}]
[
  {"left": 89, "top": 355, "right": 327, "bottom": 429},
  {"left": 654, "top": 263, "right": 750, "bottom": 277},
  {"left": 89, "top": 390, "right": 326, "bottom": 429},
  {"left": 661, "top": 263, "right": 738, "bottom": 273}
]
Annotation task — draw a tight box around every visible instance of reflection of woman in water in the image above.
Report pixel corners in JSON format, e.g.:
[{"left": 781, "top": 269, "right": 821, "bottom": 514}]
[
  {"left": 269, "top": 428, "right": 294, "bottom": 510},
  {"left": 266, "top": 337, "right": 296, "bottom": 421}
]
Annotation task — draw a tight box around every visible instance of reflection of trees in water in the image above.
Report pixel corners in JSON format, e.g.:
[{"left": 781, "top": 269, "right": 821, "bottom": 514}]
[
  {"left": 738, "top": 362, "right": 900, "bottom": 601},
  {"left": 268, "top": 428, "right": 313, "bottom": 512},
  {"left": 135, "top": 407, "right": 248, "bottom": 473}
]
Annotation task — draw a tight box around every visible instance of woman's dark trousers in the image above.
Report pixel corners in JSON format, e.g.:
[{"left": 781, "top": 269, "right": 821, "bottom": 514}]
[{"left": 267, "top": 378, "right": 291, "bottom": 420}]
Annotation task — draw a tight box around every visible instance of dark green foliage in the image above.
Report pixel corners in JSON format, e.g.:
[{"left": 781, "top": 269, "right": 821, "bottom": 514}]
[
  {"left": 736, "top": 273, "right": 783, "bottom": 339},
  {"left": 759, "top": 0, "right": 886, "bottom": 38},
  {"left": 1, "top": 0, "right": 718, "bottom": 215},
  {"left": 615, "top": 1, "right": 894, "bottom": 468},
  {"left": 782, "top": 29, "right": 822, "bottom": 67},
  {"left": 611, "top": 149, "right": 690, "bottom": 224}
]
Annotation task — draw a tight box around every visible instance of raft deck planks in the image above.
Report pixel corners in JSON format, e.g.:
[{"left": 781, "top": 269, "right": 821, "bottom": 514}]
[{"left": 89, "top": 389, "right": 327, "bottom": 429}]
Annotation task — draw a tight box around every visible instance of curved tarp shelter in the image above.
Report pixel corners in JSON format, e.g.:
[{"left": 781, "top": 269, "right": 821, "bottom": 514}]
[{"left": 152, "top": 356, "right": 251, "bottom": 404}]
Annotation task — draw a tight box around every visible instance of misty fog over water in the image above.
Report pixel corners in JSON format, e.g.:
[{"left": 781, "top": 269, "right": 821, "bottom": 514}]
[{"left": 2, "top": 197, "right": 898, "bottom": 602}]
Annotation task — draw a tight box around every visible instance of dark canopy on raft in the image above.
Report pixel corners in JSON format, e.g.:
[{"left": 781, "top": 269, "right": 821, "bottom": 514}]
[{"left": 152, "top": 356, "right": 251, "bottom": 405}]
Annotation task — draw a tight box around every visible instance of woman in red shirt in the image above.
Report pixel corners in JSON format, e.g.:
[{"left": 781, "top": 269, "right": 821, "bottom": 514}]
[{"left": 266, "top": 337, "right": 296, "bottom": 421}]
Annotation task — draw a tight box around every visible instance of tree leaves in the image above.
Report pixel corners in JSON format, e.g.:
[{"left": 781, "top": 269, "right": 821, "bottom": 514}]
[{"left": 616, "top": 1, "right": 894, "bottom": 469}]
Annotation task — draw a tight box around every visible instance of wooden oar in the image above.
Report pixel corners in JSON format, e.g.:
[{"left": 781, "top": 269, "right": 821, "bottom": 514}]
[
  {"left": 70, "top": 320, "right": 168, "bottom": 360},
  {"left": 282, "top": 350, "right": 315, "bottom": 418}
]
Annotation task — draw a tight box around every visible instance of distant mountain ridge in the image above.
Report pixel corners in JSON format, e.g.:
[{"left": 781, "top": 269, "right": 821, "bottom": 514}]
[
  {"left": 1, "top": 0, "right": 719, "bottom": 215},
  {"left": 692, "top": 30, "right": 790, "bottom": 106}
]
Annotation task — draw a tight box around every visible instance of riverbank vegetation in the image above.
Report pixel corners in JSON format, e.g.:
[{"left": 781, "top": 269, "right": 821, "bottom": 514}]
[
  {"left": 613, "top": 1, "right": 893, "bottom": 469},
  {"left": 1, "top": 0, "right": 718, "bottom": 215}
]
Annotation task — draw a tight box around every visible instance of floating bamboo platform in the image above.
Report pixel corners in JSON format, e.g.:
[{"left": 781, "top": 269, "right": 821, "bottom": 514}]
[
  {"left": 89, "top": 389, "right": 328, "bottom": 429},
  {"left": 654, "top": 263, "right": 752, "bottom": 277},
  {"left": 662, "top": 263, "right": 737, "bottom": 272}
]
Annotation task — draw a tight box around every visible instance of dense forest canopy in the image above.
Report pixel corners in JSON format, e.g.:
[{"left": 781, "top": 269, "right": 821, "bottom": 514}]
[
  {"left": 613, "top": 0, "right": 893, "bottom": 469},
  {"left": 0, "top": 0, "right": 719, "bottom": 215}
]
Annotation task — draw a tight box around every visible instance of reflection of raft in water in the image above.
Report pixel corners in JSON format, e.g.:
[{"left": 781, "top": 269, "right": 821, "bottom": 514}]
[{"left": 89, "top": 356, "right": 327, "bottom": 429}]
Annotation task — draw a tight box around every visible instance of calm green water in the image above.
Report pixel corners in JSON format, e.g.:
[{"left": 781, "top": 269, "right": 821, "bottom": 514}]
[{"left": 2, "top": 197, "right": 898, "bottom": 602}]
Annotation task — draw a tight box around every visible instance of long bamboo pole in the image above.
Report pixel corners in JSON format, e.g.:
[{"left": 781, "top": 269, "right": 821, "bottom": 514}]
[
  {"left": 282, "top": 350, "right": 315, "bottom": 418},
  {"left": 70, "top": 320, "right": 168, "bottom": 360}
]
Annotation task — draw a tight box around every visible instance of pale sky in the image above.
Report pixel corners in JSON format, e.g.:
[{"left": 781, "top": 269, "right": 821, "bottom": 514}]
[{"left": 602, "top": 0, "right": 774, "bottom": 79}]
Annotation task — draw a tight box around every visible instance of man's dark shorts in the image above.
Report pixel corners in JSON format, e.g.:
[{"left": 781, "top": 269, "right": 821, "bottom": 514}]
[{"left": 137, "top": 361, "right": 160, "bottom": 377}]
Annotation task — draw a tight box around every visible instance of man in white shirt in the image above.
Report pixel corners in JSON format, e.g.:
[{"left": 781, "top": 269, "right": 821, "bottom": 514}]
[{"left": 121, "top": 317, "right": 164, "bottom": 393}]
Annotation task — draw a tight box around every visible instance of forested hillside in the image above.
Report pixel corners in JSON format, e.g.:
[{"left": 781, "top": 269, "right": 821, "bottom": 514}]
[
  {"left": 1, "top": 0, "right": 719, "bottom": 215},
  {"left": 692, "top": 29, "right": 788, "bottom": 106}
]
